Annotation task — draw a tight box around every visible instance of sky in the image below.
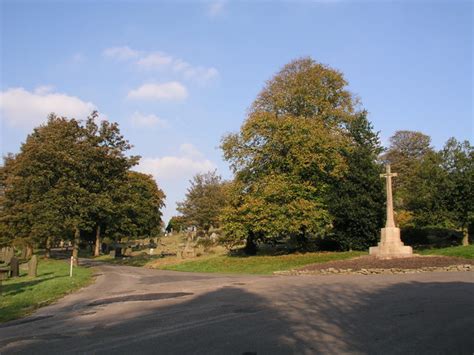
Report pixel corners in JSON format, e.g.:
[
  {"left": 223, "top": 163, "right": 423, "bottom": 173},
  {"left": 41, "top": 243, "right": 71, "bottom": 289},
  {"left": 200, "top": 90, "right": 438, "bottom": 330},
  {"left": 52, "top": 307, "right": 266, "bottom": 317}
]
[{"left": 1, "top": 0, "right": 472, "bottom": 223}]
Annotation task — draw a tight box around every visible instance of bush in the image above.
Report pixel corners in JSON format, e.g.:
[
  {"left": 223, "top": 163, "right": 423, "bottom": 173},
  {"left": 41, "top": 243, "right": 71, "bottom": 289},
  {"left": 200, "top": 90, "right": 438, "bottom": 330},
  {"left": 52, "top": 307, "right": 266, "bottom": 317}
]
[{"left": 401, "top": 227, "right": 462, "bottom": 248}]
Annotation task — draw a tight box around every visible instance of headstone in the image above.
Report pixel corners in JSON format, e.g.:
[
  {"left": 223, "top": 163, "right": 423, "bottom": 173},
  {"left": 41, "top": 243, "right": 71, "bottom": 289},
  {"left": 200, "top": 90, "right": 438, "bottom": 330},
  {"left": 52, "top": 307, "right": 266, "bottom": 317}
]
[
  {"left": 369, "top": 165, "right": 413, "bottom": 258},
  {"left": 4, "top": 247, "right": 14, "bottom": 265},
  {"left": 210, "top": 232, "right": 218, "bottom": 243},
  {"left": 20, "top": 248, "right": 27, "bottom": 259},
  {"left": 109, "top": 249, "right": 116, "bottom": 258},
  {"left": 182, "top": 236, "right": 196, "bottom": 258},
  {"left": 28, "top": 255, "right": 38, "bottom": 277},
  {"left": 10, "top": 257, "right": 20, "bottom": 277}
]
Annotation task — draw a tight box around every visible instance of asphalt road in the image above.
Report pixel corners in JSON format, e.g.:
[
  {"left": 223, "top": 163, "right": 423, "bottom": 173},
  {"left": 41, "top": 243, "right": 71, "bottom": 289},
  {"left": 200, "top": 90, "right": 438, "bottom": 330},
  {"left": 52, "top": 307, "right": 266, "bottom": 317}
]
[{"left": 0, "top": 261, "right": 473, "bottom": 354}]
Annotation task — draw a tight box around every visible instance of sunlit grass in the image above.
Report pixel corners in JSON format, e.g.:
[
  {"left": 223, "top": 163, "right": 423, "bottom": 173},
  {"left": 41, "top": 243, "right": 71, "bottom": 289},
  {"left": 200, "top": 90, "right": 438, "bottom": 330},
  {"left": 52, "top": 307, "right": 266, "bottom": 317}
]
[
  {"left": 0, "top": 259, "right": 93, "bottom": 323},
  {"left": 419, "top": 244, "right": 474, "bottom": 259},
  {"left": 155, "top": 251, "right": 366, "bottom": 275}
]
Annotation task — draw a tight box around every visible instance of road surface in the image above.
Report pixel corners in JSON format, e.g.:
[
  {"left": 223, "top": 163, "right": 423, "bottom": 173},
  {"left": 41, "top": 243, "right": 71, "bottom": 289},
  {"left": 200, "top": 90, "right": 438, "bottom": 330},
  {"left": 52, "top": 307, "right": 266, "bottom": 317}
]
[{"left": 0, "top": 261, "right": 473, "bottom": 354}]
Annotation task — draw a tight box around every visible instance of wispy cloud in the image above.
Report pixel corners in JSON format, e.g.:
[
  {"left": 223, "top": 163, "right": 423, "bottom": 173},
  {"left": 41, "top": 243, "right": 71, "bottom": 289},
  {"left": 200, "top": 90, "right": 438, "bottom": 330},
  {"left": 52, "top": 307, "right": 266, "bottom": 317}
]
[
  {"left": 103, "top": 46, "right": 141, "bottom": 60},
  {"left": 0, "top": 86, "right": 95, "bottom": 128},
  {"left": 127, "top": 82, "right": 188, "bottom": 101},
  {"left": 208, "top": 1, "right": 226, "bottom": 17},
  {"left": 130, "top": 111, "right": 168, "bottom": 128},
  {"left": 103, "top": 46, "right": 219, "bottom": 85}
]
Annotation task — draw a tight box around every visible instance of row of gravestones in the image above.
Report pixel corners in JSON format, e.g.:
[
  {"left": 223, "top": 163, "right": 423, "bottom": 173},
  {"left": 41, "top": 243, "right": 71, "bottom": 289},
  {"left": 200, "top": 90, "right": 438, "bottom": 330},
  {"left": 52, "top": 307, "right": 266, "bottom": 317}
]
[{"left": 0, "top": 247, "right": 38, "bottom": 278}]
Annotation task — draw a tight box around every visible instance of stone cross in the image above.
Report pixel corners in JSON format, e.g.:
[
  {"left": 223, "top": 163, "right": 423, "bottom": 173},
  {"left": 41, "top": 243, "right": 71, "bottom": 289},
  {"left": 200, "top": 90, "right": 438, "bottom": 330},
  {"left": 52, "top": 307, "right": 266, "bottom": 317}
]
[{"left": 380, "top": 164, "right": 398, "bottom": 228}]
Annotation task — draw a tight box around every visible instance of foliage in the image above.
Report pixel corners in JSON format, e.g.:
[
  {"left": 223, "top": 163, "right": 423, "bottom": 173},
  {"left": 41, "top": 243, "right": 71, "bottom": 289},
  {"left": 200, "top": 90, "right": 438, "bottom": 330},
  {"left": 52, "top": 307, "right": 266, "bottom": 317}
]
[
  {"left": 166, "top": 216, "right": 187, "bottom": 233},
  {"left": 109, "top": 171, "right": 166, "bottom": 239},
  {"left": 0, "top": 112, "right": 164, "bottom": 255},
  {"left": 0, "top": 259, "right": 93, "bottom": 322},
  {"left": 177, "top": 170, "right": 227, "bottom": 234},
  {"left": 221, "top": 57, "right": 376, "bottom": 252},
  {"left": 440, "top": 138, "right": 474, "bottom": 244},
  {"left": 326, "top": 113, "right": 385, "bottom": 250}
]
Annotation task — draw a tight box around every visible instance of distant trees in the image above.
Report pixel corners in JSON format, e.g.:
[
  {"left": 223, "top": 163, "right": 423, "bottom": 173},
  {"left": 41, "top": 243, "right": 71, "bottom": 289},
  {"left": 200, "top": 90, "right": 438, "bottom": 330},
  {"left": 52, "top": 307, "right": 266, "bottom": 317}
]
[
  {"left": 177, "top": 171, "right": 227, "bottom": 235},
  {"left": 0, "top": 112, "right": 166, "bottom": 261},
  {"left": 384, "top": 131, "right": 473, "bottom": 245}
]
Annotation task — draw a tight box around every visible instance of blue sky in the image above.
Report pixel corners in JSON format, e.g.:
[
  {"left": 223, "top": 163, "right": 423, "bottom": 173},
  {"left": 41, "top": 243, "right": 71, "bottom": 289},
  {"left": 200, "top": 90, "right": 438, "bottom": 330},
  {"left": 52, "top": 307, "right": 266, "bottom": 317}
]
[{"left": 1, "top": 0, "right": 472, "bottom": 223}]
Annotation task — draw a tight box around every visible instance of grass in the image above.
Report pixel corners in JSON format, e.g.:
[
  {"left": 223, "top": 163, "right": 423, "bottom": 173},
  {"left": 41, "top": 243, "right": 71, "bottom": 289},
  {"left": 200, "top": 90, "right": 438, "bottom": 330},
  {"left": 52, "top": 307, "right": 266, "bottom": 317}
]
[
  {"left": 0, "top": 258, "right": 93, "bottom": 323},
  {"left": 155, "top": 251, "right": 366, "bottom": 275},
  {"left": 95, "top": 253, "right": 164, "bottom": 267},
  {"left": 419, "top": 244, "right": 474, "bottom": 259}
]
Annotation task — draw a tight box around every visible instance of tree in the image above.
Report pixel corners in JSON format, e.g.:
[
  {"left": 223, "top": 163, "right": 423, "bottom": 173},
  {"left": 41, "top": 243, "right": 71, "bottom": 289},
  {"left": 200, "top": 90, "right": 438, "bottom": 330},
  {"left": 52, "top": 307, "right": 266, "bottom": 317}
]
[
  {"left": 0, "top": 113, "right": 139, "bottom": 263},
  {"left": 382, "top": 130, "right": 434, "bottom": 221},
  {"left": 166, "top": 216, "right": 186, "bottom": 233},
  {"left": 221, "top": 58, "right": 363, "bottom": 252},
  {"left": 441, "top": 138, "right": 473, "bottom": 245},
  {"left": 177, "top": 171, "right": 227, "bottom": 235},
  {"left": 326, "top": 112, "right": 385, "bottom": 250},
  {"left": 107, "top": 171, "right": 165, "bottom": 240}
]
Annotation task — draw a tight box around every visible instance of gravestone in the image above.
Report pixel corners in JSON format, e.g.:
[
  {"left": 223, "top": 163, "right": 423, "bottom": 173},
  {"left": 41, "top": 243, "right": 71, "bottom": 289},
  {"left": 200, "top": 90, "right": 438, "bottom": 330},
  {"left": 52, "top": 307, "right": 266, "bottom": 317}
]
[
  {"left": 124, "top": 247, "right": 133, "bottom": 256},
  {"left": 210, "top": 232, "right": 218, "bottom": 243},
  {"left": 4, "top": 247, "right": 14, "bottom": 265},
  {"left": 10, "top": 257, "right": 20, "bottom": 277},
  {"left": 109, "top": 249, "right": 116, "bottom": 258},
  {"left": 369, "top": 165, "right": 413, "bottom": 258},
  {"left": 20, "top": 248, "right": 27, "bottom": 260},
  {"left": 28, "top": 255, "right": 38, "bottom": 277},
  {"left": 182, "top": 235, "right": 196, "bottom": 258}
]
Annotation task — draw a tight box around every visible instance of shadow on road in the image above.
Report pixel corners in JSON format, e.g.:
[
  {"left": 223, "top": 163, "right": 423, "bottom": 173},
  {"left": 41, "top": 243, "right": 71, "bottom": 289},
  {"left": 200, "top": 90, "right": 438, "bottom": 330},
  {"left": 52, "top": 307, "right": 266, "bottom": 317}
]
[{"left": 2, "top": 277, "right": 472, "bottom": 354}]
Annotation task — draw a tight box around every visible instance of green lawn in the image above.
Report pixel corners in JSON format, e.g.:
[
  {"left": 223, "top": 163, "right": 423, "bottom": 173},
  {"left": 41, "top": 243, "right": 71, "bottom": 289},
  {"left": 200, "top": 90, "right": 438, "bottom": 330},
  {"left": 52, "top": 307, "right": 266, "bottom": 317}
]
[
  {"left": 0, "top": 258, "right": 93, "bottom": 323},
  {"left": 158, "top": 251, "right": 366, "bottom": 275},
  {"left": 419, "top": 244, "right": 474, "bottom": 259}
]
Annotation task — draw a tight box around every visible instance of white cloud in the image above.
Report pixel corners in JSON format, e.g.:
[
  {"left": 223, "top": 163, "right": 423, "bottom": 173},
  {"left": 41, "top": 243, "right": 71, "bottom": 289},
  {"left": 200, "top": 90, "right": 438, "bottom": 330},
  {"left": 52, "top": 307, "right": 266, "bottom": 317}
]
[
  {"left": 137, "top": 144, "right": 215, "bottom": 181},
  {"left": 130, "top": 111, "right": 168, "bottom": 128},
  {"left": 136, "top": 52, "right": 174, "bottom": 69},
  {"left": 127, "top": 82, "right": 188, "bottom": 101},
  {"left": 103, "top": 46, "right": 141, "bottom": 60},
  {"left": 208, "top": 1, "right": 226, "bottom": 17},
  {"left": 0, "top": 87, "right": 96, "bottom": 128},
  {"left": 179, "top": 143, "right": 203, "bottom": 159}
]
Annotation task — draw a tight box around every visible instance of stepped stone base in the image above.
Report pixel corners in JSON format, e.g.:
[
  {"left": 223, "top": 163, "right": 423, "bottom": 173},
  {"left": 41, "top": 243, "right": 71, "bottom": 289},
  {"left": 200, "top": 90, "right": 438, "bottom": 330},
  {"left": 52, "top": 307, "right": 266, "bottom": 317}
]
[{"left": 369, "top": 227, "right": 413, "bottom": 259}]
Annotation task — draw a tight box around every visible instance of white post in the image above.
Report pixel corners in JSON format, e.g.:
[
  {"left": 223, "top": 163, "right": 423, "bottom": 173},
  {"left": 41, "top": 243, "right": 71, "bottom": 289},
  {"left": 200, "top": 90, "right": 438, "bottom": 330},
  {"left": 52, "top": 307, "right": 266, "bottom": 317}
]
[{"left": 70, "top": 256, "right": 74, "bottom": 277}]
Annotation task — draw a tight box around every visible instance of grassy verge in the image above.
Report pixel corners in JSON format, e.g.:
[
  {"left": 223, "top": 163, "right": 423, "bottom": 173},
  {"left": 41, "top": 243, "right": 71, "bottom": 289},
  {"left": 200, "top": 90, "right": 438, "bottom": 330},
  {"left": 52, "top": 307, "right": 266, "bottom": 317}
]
[
  {"left": 419, "top": 245, "right": 474, "bottom": 259},
  {"left": 154, "top": 251, "right": 366, "bottom": 275},
  {"left": 94, "top": 253, "right": 164, "bottom": 267},
  {"left": 0, "top": 258, "right": 93, "bottom": 323}
]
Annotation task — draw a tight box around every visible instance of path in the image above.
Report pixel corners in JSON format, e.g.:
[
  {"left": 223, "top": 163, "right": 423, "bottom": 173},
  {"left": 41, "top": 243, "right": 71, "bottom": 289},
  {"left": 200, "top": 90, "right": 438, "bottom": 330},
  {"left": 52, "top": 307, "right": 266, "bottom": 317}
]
[{"left": 0, "top": 261, "right": 473, "bottom": 354}]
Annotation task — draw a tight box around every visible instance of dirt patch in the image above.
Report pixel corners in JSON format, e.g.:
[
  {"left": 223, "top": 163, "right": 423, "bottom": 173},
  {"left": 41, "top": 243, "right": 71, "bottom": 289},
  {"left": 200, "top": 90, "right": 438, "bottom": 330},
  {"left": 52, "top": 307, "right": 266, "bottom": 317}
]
[{"left": 297, "top": 255, "right": 474, "bottom": 272}]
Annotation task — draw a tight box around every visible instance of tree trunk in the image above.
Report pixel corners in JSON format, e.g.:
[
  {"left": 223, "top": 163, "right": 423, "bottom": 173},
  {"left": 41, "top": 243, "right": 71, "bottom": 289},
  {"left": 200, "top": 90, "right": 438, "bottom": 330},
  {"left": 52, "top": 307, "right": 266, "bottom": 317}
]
[
  {"left": 94, "top": 225, "right": 101, "bottom": 257},
  {"left": 73, "top": 227, "right": 80, "bottom": 266},
  {"left": 44, "top": 236, "right": 52, "bottom": 259},
  {"left": 462, "top": 226, "right": 469, "bottom": 246},
  {"left": 244, "top": 232, "right": 257, "bottom": 255}
]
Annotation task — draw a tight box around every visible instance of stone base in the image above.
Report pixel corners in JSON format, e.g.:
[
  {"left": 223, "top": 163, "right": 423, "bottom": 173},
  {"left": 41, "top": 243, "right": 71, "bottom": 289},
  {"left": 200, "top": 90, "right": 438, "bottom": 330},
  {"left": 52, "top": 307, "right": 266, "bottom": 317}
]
[{"left": 369, "top": 227, "right": 413, "bottom": 259}]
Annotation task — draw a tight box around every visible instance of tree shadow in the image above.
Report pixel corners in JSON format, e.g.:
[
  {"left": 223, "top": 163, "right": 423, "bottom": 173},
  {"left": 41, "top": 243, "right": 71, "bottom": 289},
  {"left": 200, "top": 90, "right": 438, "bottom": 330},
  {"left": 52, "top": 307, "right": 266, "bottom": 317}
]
[
  {"left": 0, "top": 275, "right": 65, "bottom": 297},
  {"left": 1, "top": 278, "right": 473, "bottom": 354}
]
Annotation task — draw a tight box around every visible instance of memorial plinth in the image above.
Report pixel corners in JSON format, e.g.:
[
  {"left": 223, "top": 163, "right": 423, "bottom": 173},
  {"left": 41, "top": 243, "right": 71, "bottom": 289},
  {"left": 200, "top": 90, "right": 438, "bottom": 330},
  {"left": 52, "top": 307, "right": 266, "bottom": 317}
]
[{"left": 369, "top": 165, "right": 413, "bottom": 259}]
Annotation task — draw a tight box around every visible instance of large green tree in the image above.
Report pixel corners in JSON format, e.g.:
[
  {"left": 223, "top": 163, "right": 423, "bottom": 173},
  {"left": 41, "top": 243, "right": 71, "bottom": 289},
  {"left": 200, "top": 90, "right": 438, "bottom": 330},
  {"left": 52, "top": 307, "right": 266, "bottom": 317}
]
[
  {"left": 0, "top": 113, "right": 140, "bottom": 263},
  {"left": 221, "top": 57, "right": 373, "bottom": 253}
]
